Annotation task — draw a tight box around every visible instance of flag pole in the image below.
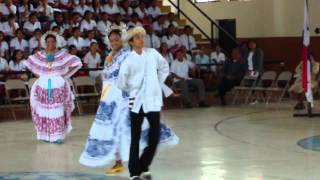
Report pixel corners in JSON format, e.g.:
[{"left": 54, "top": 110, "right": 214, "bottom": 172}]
[{"left": 293, "top": 0, "right": 320, "bottom": 118}]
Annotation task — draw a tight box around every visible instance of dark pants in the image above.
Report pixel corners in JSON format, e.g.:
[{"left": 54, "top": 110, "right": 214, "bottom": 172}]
[
  {"left": 218, "top": 78, "right": 241, "bottom": 101},
  {"left": 172, "top": 79, "right": 206, "bottom": 105},
  {"left": 129, "top": 108, "right": 160, "bottom": 177}
]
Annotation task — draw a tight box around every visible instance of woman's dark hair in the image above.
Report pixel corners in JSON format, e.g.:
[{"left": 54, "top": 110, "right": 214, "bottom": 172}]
[
  {"left": 159, "top": 42, "right": 168, "bottom": 53},
  {"left": 0, "top": 31, "right": 4, "bottom": 39},
  {"left": 45, "top": 34, "right": 57, "bottom": 42},
  {"left": 108, "top": 29, "right": 122, "bottom": 39},
  {"left": 12, "top": 50, "right": 23, "bottom": 63},
  {"left": 68, "top": 45, "right": 76, "bottom": 51}
]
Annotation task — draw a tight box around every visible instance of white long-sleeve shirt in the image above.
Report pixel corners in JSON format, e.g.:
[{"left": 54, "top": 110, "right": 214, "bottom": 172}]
[{"left": 118, "top": 48, "right": 169, "bottom": 113}]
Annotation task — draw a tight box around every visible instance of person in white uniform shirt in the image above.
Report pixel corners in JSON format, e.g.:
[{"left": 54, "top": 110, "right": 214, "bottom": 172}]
[
  {"left": 80, "top": 11, "right": 97, "bottom": 33},
  {"left": 159, "top": 42, "right": 174, "bottom": 66},
  {"left": 0, "top": 0, "right": 16, "bottom": 16},
  {"left": 147, "top": 0, "right": 161, "bottom": 19},
  {"left": 134, "top": 2, "right": 149, "bottom": 19},
  {"left": 83, "top": 42, "right": 102, "bottom": 83},
  {"left": 67, "top": 27, "right": 87, "bottom": 55},
  {"left": 179, "top": 25, "right": 197, "bottom": 52},
  {"left": 74, "top": 0, "right": 93, "bottom": 16},
  {"left": 102, "top": 0, "right": 120, "bottom": 15},
  {"left": 144, "top": 25, "right": 160, "bottom": 49},
  {"left": 23, "top": 13, "right": 42, "bottom": 38},
  {"left": 119, "top": 0, "right": 133, "bottom": 17},
  {"left": 127, "top": 13, "right": 143, "bottom": 28},
  {"left": 97, "top": 12, "right": 112, "bottom": 36},
  {"left": 9, "top": 50, "right": 26, "bottom": 72},
  {"left": 0, "top": 31, "right": 9, "bottom": 59},
  {"left": 0, "top": 57, "right": 9, "bottom": 72},
  {"left": 1, "top": 14, "right": 19, "bottom": 38},
  {"left": 164, "top": 12, "right": 178, "bottom": 29},
  {"left": 117, "top": 26, "right": 169, "bottom": 180},
  {"left": 161, "top": 24, "right": 180, "bottom": 52},
  {"left": 10, "top": 29, "right": 28, "bottom": 55},
  {"left": 28, "top": 29, "right": 43, "bottom": 53},
  {"left": 171, "top": 48, "right": 209, "bottom": 108},
  {"left": 210, "top": 45, "right": 226, "bottom": 63}
]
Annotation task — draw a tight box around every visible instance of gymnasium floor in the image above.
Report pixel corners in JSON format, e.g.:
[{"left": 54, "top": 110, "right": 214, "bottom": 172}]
[{"left": 1, "top": 103, "right": 320, "bottom": 180}]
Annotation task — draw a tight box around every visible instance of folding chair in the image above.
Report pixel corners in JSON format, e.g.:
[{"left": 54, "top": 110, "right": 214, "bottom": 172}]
[
  {"left": 5, "top": 79, "right": 30, "bottom": 120},
  {"left": 264, "top": 71, "right": 292, "bottom": 103},
  {"left": 232, "top": 75, "right": 257, "bottom": 104},
  {"left": 27, "top": 78, "right": 38, "bottom": 92},
  {"left": 248, "top": 71, "right": 278, "bottom": 103},
  {"left": 72, "top": 76, "right": 99, "bottom": 115}
]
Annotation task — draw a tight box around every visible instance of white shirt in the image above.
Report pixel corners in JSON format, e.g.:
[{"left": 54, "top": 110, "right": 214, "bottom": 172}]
[
  {"left": 162, "top": 52, "right": 174, "bottom": 65},
  {"left": 152, "top": 21, "right": 165, "bottom": 32},
  {"left": 9, "top": 60, "right": 27, "bottom": 71},
  {"left": 84, "top": 52, "right": 101, "bottom": 68},
  {"left": 84, "top": 38, "right": 97, "bottom": 47},
  {"left": 1, "top": 22, "right": 19, "bottom": 36},
  {"left": 164, "top": 20, "right": 178, "bottom": 28},
  {"left": 80, "top": 19, "right": 97, "bottom": 32},
  {"left": 0, "top": 41, "right": 9, "bottom": 57},
  {"left": 0, "top": 3, "right": 17, "bottom": 15},
  {"left": 247, "top": 51, "right": 254, "bottom": 71},
  {"left": 211, "top": 51, "right": 226, "bottom": 63},
  {"left": 67, "top": 36, "right": 86, "bottom": 50},
  {"left": 161, "top": 35, "right": 180, "bottom": 48},
  {"left": 50, "top": 22, "right": 70, "bottom": 35},
  {"left": 134, "top": 7, "right": 149, "bottom": 19},
  {"left": 97, "top": 20, "right": 112, "bottom": 36},
  {"left": 28, "top": 37, "right": 41, "bottom": 53},
  {"left": 170, "top": 59, "right": 194, "bottom": 82},
  {"left": 74, "top": 5, "right": 93, "bottom": 16},
  {"left": 35, "top": 4, "right": 54, "bottom": 16},
  {"left": 0, "top": 57, "right": 8, "bottom": 71},
  {"left": 179, "top": 34, "right": 196, "bottom": 51},
  {"left": 10, "top": 38, "right": 28, "bottom": 51},
  {"left": 23, "top": 21, "right": 41, "bottom": 32},
  {"left": 102, "top": 4, "right": 120, "bottom": 15},
  {"left": 144, "top": 34, "right": 161, "bottom": 49},
  {"left": 118, "top": 48, "right": 169, "bottom": 113},
  {"left": 119, "top": 7, "right": 133, "bottom": 16},
  {"left": 147, "top": 6, "right": 161, "bottom": 19},
  {"left": 127, "top": 21, "right": 143, "bottom": 28}
]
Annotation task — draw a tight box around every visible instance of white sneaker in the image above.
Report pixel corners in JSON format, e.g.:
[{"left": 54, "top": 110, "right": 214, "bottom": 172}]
[
  {"left": 140, "top": 172, "right": 152, "bottom": 180},
  {"left": 130, "top": 176, "right": 142, "bottom": 180}
]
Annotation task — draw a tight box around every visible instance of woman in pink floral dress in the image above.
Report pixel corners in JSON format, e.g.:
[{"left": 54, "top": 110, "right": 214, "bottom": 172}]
[{"left": 24, "top": 32, "right": 82, "bottom": 144}]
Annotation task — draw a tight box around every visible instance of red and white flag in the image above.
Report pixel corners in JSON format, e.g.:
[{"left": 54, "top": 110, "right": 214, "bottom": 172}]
[{"left": 302, "top": 0, "right": 313, "bottom": 106}]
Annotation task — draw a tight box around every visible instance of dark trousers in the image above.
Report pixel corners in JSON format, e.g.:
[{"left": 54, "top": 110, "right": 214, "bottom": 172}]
[
  {"left": 218, "top": 78, "right": 241, "bottom": 100},
  {"left": 129, "top": 108, "right": 160, "bottom": 177}
]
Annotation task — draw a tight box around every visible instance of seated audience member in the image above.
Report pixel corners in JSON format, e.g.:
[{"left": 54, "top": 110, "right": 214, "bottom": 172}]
[
  {"left": 134, "top": 2, "right": 149, "bottom": 19},
  {"left": 18, "top": 0, "right": 34, "bottom": 23},
  {"left": 144, "top": 25, "right": 160, "bottom": 49},
  {"left": 52, "top": 26, "right": 67, "bottom": 49},
  {"left": 0, "top": 31, "right": 9, "bottom": 59},
  {"left": 83, "top": 42, "right": 102, "bottom": 83},
  {"left": 70, "top": 12, "right": 82, "bottom": 29},
  {"left": 0, "top": 56, "right": 8, "bottom": 103},
  {"left": 127, "top": 13, "right": 143, "bottom": 27},
  {"left": 0, "top": 0, "right": 17, "bottom": 17},
  {"left": 161, "top": 24, "right": 180, "bottom": 52},
  {"left": 35, "top": 0, "right": 54, "bottom": 21},
  {"left": 10, "top": 29, "right": 28, "bottom": 55},
  {"left": 67, "top": 27, "right": 87, "bottom": 56},
  {"left": 119, "top": 0, "right": 133, "bottom": 18},
  {"left": 179, "top": 25, "right": 197, "bottom": 53},
  {"left": 50, "top": 12, "right": 70, "bottom": 36},
  {"left": 195, "top": 46, "right": 212, "bottom": 86},
  {"left": 152, "top": 15, "right": 166, "bottom": 36},
  {"left": 8, "top": 50, "right": 28, "bottom": 80},
  {"left": 97, "top": 12, "right": 112, "bottom": 37},
  {"left": 147, "top": 0, "right": 162, "bottom": 19},
  {"left": 246, "top": 40, "right": 264, "bottom": 78},
  {"left": 164, "top": 12, "right": 178, "bottom": 29},
  {"left": 84, "top": 30, "right": 98, "bottom": 48},
  {"left": 159, "top": 42, "right": 174, "bottom": 66},
  {"left": 74, "top": 0, "right": 93, "bottom": 16},
  {"left": 58, "top": 0, "right": 74, "bottom": 12},
  {"left": 289, "top": 58, "right": 319, "bottom": 110},
  {"left": 218, "top": 48, "right": 247, "bottom": 106},
  {"left": 92, "top": 0, "right": 104, "bottom": 17},
  {"left": 23, "top": 13, "right": 41, "bottom": 38},
  {"left": 211, "top": 44, "right": 226, "bottom": 63},
  {"left": 102, "top": 0, "right": 120, "bottom": 15},
  {"left": 112, "top": 14, "right": 127, "bottom": 30},
  {"left": 28, "top": 29, "right": 43, "bottom": 53},
  {"left": 171, "top": 48, "right": 209, "bottom": 108},
  {"left": 1, "top": 14, "right": 19, "bottom": 38},
  {"left": 80, "top": 11, "right": 97, "bottom": 33}
]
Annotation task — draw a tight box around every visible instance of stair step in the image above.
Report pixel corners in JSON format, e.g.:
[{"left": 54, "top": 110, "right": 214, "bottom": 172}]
[
  {"left": 161, "top": 6, "right": 171, "bottom": 13},
  {"left": 194, "top": 34, "right": 202, "bottom": 41},
  {"left": 177, "top": 19, "right": 186, "bottom": 26}
]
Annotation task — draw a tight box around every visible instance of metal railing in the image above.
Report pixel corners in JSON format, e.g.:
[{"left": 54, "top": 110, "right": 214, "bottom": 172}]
[{"left": 166, "top": 0, "right": 238, "bottom": 47}]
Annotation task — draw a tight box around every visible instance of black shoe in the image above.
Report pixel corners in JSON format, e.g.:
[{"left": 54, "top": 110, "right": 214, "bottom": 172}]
[
  {"left": 294, "top": 102, "right": 305, "bottom": 110},
  {"left": 130, "top": 176, "right": 143, "bottom": 180},
  {"left": 199, "top": 102, "right": 210, "bottom": 107},
  {"left": 140, "top": 172, "right": 152, "bottom": 180}
]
